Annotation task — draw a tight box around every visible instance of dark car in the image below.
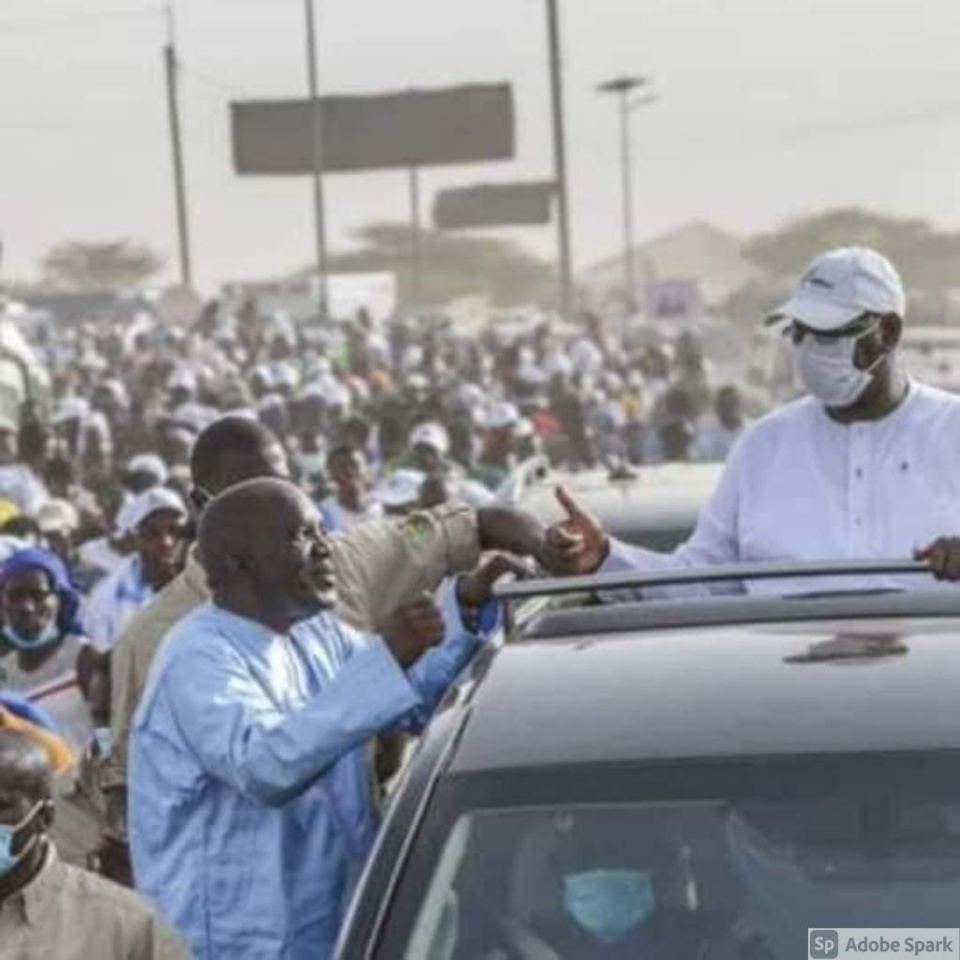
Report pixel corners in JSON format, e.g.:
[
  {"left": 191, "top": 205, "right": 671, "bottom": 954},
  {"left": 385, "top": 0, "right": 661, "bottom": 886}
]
[{"left": 337, "top": 562, "right": 960, "bottom": 959}]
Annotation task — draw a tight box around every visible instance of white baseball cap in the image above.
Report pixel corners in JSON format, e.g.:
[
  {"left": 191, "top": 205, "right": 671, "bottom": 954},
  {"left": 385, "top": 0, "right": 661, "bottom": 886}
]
[
  {"left": 36, "top": 499, "right": 80, "bottom": 535},
  {"left": 126, "top": 454, "right": 169, "bottom": 485},
  {"left": 115, "top": 487, "right": 187, "bottom": 537},
  {"left": 768, "top": 247, "right": 906, "bottom": 332},
  {"left": 410, "top": 422, "right": 450, "bottom": 457},
  {"left": 168, "top": 367, "right": 198, "bottom": 393},
  {"left": 52, "top": 397, "right": 90, "bottom": 425},
  {"left": 373, "top": 469, "right": 426, "bottom": 509},
  {"left": 484, "top": 401, "right": 520, "bottom": 431}
]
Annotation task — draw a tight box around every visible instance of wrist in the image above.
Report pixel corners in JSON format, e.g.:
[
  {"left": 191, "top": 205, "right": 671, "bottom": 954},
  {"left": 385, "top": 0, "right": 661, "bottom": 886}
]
[
  {"left": 454, "top": 574, "right": 483, "bottom": 632},
  {"left": 590, "top": 536, "right": 612, "bottom": 573}
]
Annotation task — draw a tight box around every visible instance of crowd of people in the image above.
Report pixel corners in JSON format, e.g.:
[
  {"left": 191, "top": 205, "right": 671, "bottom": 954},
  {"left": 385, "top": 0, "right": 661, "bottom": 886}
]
[
  {"left": 7, "top": 244, "right": 960, "bottom": 958},
  {"left": 0, "top": 291, "right": 759, "bottom": 957}
]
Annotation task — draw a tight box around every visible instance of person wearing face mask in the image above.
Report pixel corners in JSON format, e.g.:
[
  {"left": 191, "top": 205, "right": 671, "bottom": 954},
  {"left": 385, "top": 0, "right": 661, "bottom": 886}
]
[
  {"left": 511, "top": 819, "right": 712, "bottom": 959},
  {"left": 0, "top": 546, "right": 97, "bottom": 754},
  {"left": 0, "top": 729, "right": 187, "bottom": 959},
  {"left": 542, "top": 247, "right": 960, "bottom": 593}
]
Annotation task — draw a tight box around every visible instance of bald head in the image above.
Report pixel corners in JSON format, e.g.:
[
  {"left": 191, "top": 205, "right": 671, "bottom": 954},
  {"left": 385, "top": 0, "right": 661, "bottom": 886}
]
[
  {"left": 0, "top": 730, "right": 52, "bottom": 807},
  {"left": 199, "top": 478, "right": 302, "bottom": 577},
  {"left": 198, "top": 478, "right": 335, "bottom": 629},
  {"left": 190, "top": 416, "right": 290, "bottom": 499}
]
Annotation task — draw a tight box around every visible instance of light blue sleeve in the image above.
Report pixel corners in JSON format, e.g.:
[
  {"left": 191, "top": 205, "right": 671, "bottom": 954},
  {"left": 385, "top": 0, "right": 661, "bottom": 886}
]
[
  {"left": 161, "top": 630, "right": 422, "bottom": 807},
  {"left": 401, "top": 577, "right": 499, "bottom": 731}
]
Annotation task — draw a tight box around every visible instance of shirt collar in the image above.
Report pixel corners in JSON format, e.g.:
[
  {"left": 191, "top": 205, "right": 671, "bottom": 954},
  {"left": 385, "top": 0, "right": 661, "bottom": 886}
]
[
  {"left": 10, "top": 843, "right": 59, "bottom": 928},
  {"left": 206, "top": 602, "right": 284, "bottom": 650},
  {"left": 183, "top": 544, "right": 209, "bottom": 598},
  {"left": 116, "top": 555, "right": 151, "bottom": 603},
  {"left": 815, "top": 378, "right": 916, "bottom": 430}
]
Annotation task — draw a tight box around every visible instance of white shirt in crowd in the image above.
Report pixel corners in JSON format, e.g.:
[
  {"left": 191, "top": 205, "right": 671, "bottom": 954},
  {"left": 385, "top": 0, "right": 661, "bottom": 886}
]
[
  {"left": 0, "top": 633, "right": 94, "bottom": 753},
  {"left": 85, "top": 554, "right": 156, "bottom": 648},
  {"left": 605, "top": 382, "right": 960, "bottom": 595},
  {"left": 319, "top": 496, "right": 384, "bottom": 534},
  {"left": 0, "top": 464, "right": 48, "bottom": 515}
]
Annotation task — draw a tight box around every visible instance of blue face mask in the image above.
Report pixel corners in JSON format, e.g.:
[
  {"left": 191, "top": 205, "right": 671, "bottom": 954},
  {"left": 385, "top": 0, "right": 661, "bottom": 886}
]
[
  {"left": 93, "top": 727, "right": 114, "bottom": 759},
  {"left": 563, "top": 869, "right": 655, "bottom": 944},
  {"left": 2, "top": 621, "right": 60, "bottom": 652},
  {"left": 0, "top": 802, "right": 45, "bottom": 878}
]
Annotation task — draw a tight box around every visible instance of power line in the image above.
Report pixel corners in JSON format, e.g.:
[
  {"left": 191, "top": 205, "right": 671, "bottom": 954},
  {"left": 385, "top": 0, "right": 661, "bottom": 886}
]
[
  {"left": 179, "top": 65, "right": 252, "bottom": 98},
  {"left": 0, "top": 6, "right": 163, "bottom": 33},
  {"left": 572, "top": 96, "right": 960, "bottom": 163}
]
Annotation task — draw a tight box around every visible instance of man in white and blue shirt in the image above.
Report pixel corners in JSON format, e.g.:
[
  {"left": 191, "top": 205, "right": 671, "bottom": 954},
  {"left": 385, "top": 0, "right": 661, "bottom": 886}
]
[
  {"left": 129, "top": 478, "right": 503, "bottom": 959},
  {"left": 85, "top": 488, "right": 188, "bottom": 648}
]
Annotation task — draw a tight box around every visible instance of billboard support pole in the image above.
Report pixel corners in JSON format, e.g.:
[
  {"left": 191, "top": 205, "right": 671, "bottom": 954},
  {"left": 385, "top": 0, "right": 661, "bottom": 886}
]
[
  {"left": 304, "top": 0, "right": 330, "bottom": 318},
  {"left": 164, "top": 4, "right": 193, "bottom": 287},
  {"left": 545, "top": 0, "right": 573, "bottom": 320},
  {"left": 409, "top": 166, "right": 423, "bottom": 308}
]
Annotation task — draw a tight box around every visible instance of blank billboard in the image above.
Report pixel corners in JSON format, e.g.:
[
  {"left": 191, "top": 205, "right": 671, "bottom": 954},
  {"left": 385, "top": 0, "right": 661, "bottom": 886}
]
[
  {"left": 231, "top": 84, "right": 515, "bottom": 175},
  {"left": 434, "top": 181, "right": 556, "bottom": 229}
]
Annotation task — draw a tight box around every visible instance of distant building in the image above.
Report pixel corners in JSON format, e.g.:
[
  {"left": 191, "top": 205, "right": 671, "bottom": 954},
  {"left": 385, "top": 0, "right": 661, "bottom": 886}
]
[{"left": 578, "top": 221, "right": 762, "bottom": 312}]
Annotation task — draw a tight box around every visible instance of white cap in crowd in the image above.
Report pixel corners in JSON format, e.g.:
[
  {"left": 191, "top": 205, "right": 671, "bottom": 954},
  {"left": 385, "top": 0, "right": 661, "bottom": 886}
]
[
  {"left": 115, "top": 487, "right": 187, "bottom": 537},
  {"left": 52, "top": 396, "right": 90, "bottom": 425},
  {"left": 769, "top": 246, "right": 906, "bottom": 332},
  {"left": 373, "top": 469, "right": 426, "bottom": 509},
  {"left": 171, "top": 403, "right": 218, "bottom": 435},
  {"left": 36, "top": 499, "right": 81, "bottom": 535},
  {"left": 126, "top": 454, "right": 169, "bottom": 486},
  {"left": 410, "top": 422, "right": 450, "bottom": 457},
  {"left": 484, "top": 401, "right": 520, "bottom": 431},
  {"left": 168, "top": 367, "right": 199, "bottom": 394}
]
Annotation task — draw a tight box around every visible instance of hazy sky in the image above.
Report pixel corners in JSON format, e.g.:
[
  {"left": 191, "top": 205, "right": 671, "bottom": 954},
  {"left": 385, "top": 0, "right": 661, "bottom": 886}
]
[{"left": 2, "top": 0, "right": 960, "bottom": 291}]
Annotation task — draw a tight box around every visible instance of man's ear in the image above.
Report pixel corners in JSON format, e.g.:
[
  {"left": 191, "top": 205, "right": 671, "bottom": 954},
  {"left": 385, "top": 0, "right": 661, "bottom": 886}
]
[
  {"left": 882, "top": 314, "right": 903, "bottom": 351},
  {"left": 188, "top": 488, "right": 208, "bottom": 515}
]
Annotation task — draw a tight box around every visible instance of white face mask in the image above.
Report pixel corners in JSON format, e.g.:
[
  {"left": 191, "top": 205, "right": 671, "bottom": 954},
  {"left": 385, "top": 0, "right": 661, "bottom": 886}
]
[{"left": 795, "top": 322, "right": 883, "bottom": 409}]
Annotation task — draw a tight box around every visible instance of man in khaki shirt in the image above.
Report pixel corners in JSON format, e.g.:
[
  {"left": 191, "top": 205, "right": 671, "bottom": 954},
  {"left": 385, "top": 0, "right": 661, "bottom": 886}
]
[
  {"left": 103, "top": 416, "right": 545, "bottom": 843},
  {"left": 0, "top": 728, "right": 186, "bottom": 960}
]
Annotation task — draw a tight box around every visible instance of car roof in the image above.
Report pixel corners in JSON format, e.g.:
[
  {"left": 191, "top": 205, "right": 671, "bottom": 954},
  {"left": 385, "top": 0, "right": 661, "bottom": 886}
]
[
  {"left": 515, "top": 462, "right": 722, "bottom": 544},
  {"left": 448, "top": 614, "right": 960, "bottom": 776}
]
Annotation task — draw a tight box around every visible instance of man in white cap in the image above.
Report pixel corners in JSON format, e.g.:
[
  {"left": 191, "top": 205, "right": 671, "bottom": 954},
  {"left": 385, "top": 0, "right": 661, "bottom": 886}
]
[
  {"left": 0, "top": 414, "right": 47, "bottom": 516},
  {"left": 545, "top": 247, "right": 960, "bottom": 592},
  {"left": 319, "top": 445, "right": 383, "bottom": 533},
  {"left": 86, "top": 489, "right": 189, "bottom": 647},
  {"left": 408, "top": 422, "right": 494, "bottom": 507},
  {"left": 471, "top": 402, "right": 520, "bottom": 493},
  {"left": 123, "top": 455, "right": 169, "bottom": 496}
]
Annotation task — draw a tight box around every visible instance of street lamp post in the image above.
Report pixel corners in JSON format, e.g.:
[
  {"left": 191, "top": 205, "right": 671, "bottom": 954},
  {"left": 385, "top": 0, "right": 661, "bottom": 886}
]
[
  {"left": 598, "top": 75, "right": 652, "bottom": 313},
  {"left": 304, "top": 0, "right": 330, "bottom": 318},
  {"left": 545, "top": 0, "right": 574, "bottom": 320}
]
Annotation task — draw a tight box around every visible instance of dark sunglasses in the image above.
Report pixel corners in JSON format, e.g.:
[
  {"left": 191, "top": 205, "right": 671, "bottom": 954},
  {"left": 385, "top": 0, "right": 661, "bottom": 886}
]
[{"left": 787, "top": 313, "right": 884, "bottom": 346}]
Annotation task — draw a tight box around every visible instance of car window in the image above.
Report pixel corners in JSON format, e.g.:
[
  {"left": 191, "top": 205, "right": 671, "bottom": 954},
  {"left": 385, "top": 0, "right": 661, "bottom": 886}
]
[{"left": 398, "top": 796, "right": 960, "bottom": 959}]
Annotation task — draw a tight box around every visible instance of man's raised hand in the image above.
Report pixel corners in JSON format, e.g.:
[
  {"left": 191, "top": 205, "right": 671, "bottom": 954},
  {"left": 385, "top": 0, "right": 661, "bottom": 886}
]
[
  {"left": 539, "top": 485, "right": 609, "bottom": 576},
  {"left": 382, "top": 597, "right": 445, "bottom": 668}
]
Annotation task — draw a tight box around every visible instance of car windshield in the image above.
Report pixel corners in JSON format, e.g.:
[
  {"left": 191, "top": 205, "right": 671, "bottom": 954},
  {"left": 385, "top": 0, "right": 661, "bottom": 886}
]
[{"left": 385, "top": 764, "right": 960, "bottom": 959}]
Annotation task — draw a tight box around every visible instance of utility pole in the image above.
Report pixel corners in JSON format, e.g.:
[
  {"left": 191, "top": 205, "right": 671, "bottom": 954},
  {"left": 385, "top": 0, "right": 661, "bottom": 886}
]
[
  {"left": 545, "top": 0, "right": 574, "bottom": 320},
  {"left": 164, "top": 2, "right": 193, "bottom": 286},
  {"left": 408, "top": 167, "right": 423, "bottom": 307},
  {"left": 304, "top": 0, "right": 330, "bottom": 318},
  {"left": 597, "top": 75, "right": 652, "bottom": 312}
]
